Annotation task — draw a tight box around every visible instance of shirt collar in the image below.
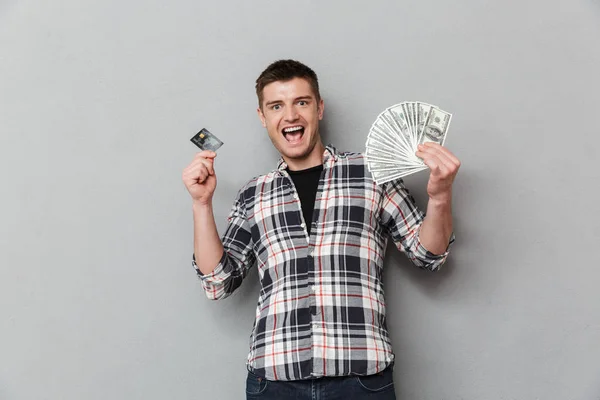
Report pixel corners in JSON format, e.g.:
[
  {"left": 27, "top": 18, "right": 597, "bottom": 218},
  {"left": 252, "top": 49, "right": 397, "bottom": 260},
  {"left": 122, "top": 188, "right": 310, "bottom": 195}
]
[{"left": 276, "top": 144, "right": 339, "bottom": 171}]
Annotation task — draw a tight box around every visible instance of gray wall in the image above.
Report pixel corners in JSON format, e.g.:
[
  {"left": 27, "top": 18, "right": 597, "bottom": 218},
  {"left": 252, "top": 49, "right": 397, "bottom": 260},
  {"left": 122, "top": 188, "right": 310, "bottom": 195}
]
[{"left": 1, "top": 0, "right": 599, "bottom": 399}]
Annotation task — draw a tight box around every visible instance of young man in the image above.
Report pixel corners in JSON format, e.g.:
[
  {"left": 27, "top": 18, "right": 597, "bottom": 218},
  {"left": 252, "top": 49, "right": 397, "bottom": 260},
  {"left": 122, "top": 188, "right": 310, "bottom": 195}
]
[{"left": 182, "top": 60, "right": 460, "bottom": 399}]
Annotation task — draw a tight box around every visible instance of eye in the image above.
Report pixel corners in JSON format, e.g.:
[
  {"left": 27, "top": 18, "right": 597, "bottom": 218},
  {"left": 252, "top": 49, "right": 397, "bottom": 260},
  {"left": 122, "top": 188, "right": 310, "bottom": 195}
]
[
  {"left": 298, "top": 100, "right": 307, "bottom": 106},
  {"left": 272, "top": 104, "right": 281, "bottom": 111}
]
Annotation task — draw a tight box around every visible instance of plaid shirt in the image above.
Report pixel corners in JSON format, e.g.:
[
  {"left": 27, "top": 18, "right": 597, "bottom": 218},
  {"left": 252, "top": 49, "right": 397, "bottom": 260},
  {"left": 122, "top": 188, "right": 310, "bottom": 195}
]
[{"left": 193, "top": 145, "right": 453, "bottom": 381}]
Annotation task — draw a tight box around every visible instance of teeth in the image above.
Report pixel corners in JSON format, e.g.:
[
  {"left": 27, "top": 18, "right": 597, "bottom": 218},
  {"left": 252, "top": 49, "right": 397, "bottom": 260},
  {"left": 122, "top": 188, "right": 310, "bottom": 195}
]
[{"left": 283, "top": 126, "right": 303, "bottom": 133}]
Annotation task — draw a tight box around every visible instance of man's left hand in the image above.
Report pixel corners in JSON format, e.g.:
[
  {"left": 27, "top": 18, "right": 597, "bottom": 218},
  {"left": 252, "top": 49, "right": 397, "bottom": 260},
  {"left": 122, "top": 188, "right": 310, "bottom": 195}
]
[{"left": 415, "top": 142, "right": 461, "bottom": 203}]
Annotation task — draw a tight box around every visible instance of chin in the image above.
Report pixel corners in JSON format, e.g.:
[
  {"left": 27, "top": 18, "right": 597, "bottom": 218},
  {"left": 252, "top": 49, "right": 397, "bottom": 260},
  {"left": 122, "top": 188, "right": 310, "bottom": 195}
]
[{"left": 281, "top": 145, "right": 311, "bottom": 160}]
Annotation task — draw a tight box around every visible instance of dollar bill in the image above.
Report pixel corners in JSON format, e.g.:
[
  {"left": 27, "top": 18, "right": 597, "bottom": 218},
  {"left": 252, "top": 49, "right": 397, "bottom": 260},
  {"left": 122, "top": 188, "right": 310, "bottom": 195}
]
[
  {"left": 365, "top": 145, "right": 418, "bottom": 164},
  {"left": 367, "top": 160, "right": 425, "bottom": 172},
  {"left": 371, "top": 166, "right": 428, "bottom": 185},
  {"left": 364, "top": 101, "right": 452, "bottom": 184},
  {"left": 365, "top": 149, "right": 421, "bottom": 166},
  {"left": 378, "top": 108, "right": 413, "bottom": 151},
  {"left": 415, "top": 102, "right": 432, "bottom": 140},
  {"left": 419, "top": 106, "right": 451, "bottom": 146},
  {"left": 366, "top": 130, "right": 412, "bottom": 159},
  {"left": 385, "top": 105, "right": 411, "bottom": 144},
  {"left": 370, "top": 115, "right": 412, "bottom": 156}
]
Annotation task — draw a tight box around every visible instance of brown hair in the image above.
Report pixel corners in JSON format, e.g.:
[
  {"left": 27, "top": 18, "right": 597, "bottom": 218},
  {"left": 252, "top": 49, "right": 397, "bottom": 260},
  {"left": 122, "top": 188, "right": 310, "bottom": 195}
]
[{"left": 255, "top": 60, "right": 320, "bottom": 109}]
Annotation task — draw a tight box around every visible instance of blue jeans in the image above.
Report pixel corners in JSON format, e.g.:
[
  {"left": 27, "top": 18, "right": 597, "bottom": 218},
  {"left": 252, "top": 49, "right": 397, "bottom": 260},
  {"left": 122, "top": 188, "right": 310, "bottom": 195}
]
[{"left": 246, "top": 365, "right": 396, "bottom": 399}]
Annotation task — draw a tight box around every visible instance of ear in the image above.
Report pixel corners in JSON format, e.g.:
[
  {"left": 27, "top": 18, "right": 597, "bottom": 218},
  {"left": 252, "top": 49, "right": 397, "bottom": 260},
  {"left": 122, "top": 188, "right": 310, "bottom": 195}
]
[
  {"left": 318, "top": 98, "right": 324, "bottom": 120},
  {"left": 257, "top": 107, "right": 267, "bottom": 127}
]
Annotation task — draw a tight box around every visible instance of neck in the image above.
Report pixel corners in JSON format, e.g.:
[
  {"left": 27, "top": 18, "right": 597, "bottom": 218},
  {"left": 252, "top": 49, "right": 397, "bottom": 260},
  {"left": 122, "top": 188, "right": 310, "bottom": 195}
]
[{"left": 284, "top": 141, "right": 326, "bottom": 171}]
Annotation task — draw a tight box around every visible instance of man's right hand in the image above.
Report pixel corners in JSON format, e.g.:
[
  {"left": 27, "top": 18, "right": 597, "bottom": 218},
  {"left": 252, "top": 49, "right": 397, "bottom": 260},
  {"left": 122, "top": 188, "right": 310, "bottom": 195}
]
[{"left": 182, "top": 151, "right": 217, "bottom": 205}]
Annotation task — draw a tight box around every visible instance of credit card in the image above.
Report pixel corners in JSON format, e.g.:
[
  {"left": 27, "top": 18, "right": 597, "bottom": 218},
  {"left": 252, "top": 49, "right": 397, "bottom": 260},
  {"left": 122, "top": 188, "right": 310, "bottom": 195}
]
[{"left": 190, "top": 128, "right": 224, "bottom": 152}]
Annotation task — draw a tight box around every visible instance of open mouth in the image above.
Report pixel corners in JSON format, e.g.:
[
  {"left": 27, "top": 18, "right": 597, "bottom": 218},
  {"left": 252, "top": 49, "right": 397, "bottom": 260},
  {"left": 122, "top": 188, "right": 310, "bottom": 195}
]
[{"left": 282, "top": 126, "right": 305, "bottom": 144}]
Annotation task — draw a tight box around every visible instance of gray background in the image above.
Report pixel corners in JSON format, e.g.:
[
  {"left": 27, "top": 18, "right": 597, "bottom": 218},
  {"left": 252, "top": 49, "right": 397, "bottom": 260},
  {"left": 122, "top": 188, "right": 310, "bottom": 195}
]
[{"left": 1, "top": 0, "right": 599, "bottom": 399}]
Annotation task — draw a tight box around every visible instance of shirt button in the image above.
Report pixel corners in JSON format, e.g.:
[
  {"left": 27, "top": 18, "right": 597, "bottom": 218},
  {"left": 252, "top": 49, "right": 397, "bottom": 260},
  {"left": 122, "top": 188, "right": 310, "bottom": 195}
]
[
  {"left": 300, "top": 223, "right": 306, "bottom": 228},
  {"left": 293, "top": 193, "right": 298, "bottom": 199},
  {"left": 311, "top": 285, "right": 315, "bottom": 291}
]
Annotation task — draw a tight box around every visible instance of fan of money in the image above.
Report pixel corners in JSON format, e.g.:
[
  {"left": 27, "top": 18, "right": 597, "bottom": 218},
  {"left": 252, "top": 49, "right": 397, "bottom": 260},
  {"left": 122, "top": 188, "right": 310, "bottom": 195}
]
[{"left": 364, "top": 101, "right": 452, "bottom": 185}]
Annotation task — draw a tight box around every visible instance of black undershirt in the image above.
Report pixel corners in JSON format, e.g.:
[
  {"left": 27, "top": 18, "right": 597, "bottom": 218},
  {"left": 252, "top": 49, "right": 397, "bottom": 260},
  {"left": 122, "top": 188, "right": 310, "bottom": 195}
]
[{"left": 286, "top": 164, "right": 323, "bottom": 235}]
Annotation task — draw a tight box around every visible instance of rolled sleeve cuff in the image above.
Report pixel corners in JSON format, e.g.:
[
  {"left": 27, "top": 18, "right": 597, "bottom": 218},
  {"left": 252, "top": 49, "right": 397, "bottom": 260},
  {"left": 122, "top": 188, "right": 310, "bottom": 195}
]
[
  {"left": 412, "top": 232, "right": 455, "bottom": 271},
  {"left": 193, "top": 251, "right": 230, "bottom": 283}
]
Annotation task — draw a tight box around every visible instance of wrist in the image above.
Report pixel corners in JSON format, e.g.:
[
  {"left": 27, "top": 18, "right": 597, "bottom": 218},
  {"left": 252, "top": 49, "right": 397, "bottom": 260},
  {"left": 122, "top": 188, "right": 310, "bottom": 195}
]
[
  {"left": 428, "top": 193, "right": 452, "bottom": 208},
  {"left": 193, "top": 200, "right": 213, "bottom": 211}
]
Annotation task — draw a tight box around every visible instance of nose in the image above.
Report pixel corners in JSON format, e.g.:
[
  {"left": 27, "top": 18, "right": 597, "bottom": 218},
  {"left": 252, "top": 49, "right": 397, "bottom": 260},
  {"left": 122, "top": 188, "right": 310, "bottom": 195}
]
[{"left": 284, "top": 105, "right": 298, "bottom": 122}]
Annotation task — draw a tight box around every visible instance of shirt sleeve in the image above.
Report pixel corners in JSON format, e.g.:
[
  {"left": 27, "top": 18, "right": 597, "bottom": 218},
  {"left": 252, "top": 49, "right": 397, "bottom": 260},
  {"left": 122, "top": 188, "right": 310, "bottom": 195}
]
[
  {"left": 379, "top": 179, "right": 454, "bottom": 271},
  {"left": 192, "top": 187, "right": 256, "bottom": 300}
]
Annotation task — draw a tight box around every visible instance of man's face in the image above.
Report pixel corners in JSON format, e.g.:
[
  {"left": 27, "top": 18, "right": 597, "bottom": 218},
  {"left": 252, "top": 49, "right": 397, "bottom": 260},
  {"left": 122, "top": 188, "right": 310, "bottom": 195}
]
[{"left": 257, "top": 77, "right": 324, "bottom": 163}]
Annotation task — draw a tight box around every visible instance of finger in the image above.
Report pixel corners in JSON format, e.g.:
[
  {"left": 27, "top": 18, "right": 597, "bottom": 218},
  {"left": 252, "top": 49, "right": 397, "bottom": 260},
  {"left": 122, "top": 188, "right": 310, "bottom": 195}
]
[
  {"left": 183, "top": 167, "right": 202, "bottom": 183},
  {"left": 195, "top": 150, "right": 217, "bottom": 160},
  {"left": 185, "top": 156, "right": 215, "bottom": 174},
  {"left": 198, "top": 157, "right": 215, "bottom": 175},
  {"left": 196, "top": 166, "right": 209, "bottom": 183},
  {"left": 416, "top": 151, "right": 447, "bottom": 175},
  {"left": 182, "top": 161, "right": 202, "bottom": 177},
  {"left": 184, "top": 162, "right": 209, "bottom": 180},
  {"left": 415, "top": 146, "right": 447, "bottom": 167},
  {"left": 433, "top": 146, "right": 460, "bottom": 167},
  {"left": 421, "top": 143, "right": 460, "bottom": 166},
  {"left": 417, "top": 144, "right": 457, "bottom": 170}
]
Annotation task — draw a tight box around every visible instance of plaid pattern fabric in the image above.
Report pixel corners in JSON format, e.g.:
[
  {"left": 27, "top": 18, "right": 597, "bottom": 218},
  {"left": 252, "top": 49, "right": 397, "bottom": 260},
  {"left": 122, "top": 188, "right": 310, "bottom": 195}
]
[{"left": 193, "top": 145, "right": 453, "bottom": 381}]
